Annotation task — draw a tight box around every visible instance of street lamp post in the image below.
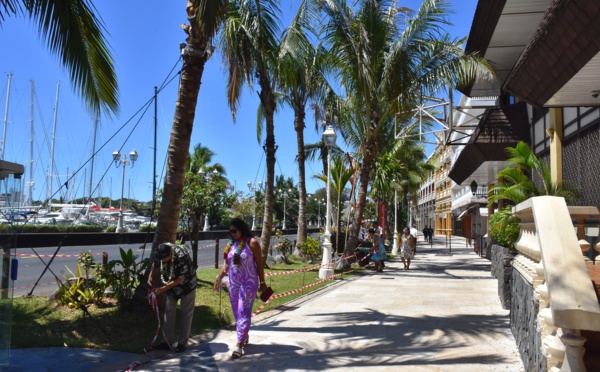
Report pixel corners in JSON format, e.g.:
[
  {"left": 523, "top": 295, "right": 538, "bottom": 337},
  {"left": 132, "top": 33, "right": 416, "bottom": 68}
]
[
  {"left": 247, "top": 181, "right": 262, "bottom": 230},
  {"left": 392, "top": 181, "right": 399, "bottom": 255},
  {"left": 314, "top": 197, "right": 321, "bottom": 228},
  {"left": 319, "top": 125, "right": 336, "bottom": 279},
  {"left": 200, "top": 169, "right": 218, "bottom": 232},
  {"left": 280, "top": 189, "right": 291, "bottom": 229},
  {"left": 112, "top": 149, "right": 138, "bottom": 233}
]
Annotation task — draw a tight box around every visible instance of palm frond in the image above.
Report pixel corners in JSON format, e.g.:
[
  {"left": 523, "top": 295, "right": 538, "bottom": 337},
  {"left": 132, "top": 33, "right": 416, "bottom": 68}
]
[{"left": 27, "top": 0, "right": 119, "bottom": 117}]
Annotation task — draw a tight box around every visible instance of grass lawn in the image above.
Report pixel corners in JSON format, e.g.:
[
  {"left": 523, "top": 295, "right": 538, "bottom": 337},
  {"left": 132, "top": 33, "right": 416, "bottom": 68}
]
[{"left": 10, "top": 257, "right": 368, "bottom": 354}]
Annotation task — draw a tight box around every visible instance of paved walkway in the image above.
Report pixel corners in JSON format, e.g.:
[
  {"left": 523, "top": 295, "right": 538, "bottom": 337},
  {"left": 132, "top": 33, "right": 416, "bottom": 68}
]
[
  {"left": 3, "top": 236, "right": 523, "bottom": 371},
  {"left": 137, "top": 236, "right": 523, "bottom": 371}
]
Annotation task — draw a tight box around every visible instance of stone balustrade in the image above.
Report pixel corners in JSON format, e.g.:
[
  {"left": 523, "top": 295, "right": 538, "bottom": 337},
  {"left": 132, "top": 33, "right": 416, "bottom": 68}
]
[{"left": 512, "top": 196, "right": 600, "bottom": 371}]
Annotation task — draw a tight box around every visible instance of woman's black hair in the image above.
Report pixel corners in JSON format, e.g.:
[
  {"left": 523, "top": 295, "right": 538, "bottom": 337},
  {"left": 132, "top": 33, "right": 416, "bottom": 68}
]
[
  {"left": 230, "top": 218, "right": 253, "bottom": 237},
  {"left": 368, "top": 228, "right": 376, "bottom": 234}
]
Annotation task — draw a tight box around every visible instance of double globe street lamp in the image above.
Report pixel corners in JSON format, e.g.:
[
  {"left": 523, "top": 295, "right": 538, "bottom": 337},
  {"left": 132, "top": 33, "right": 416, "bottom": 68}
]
[
  {"left": 112, "top": 149, "right": 138, "bottom": 233},
  {"left": 199, "top": 169, "right": 218, "bottom": 232},
  {"left": 247, "top": 181, "right": 262, "bottom": 230},
  {"left": 319, "top": 125, "right": 337, "bottom": 279},
  {"left": 314, "top": 197, "right": 324, "bottom": 228},
  {"left": 279, "top": 189, "right": 292, "bottom": 229}
]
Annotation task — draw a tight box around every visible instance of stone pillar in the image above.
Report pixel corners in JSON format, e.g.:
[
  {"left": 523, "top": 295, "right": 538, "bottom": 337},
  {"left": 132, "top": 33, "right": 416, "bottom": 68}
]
[
  {"left": 487, "top": 183, "right": 494, "bottom": 257},
  {"left": 549, "top": 108, "right": 563, "bottom": 184}
]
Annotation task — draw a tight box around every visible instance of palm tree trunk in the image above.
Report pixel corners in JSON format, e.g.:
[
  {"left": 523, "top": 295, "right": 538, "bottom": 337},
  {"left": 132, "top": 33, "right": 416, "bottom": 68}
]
[
  {"left": 153, "top": 41, "right": 208, "bottom": 248},
  {"left": 135, "top": 2, "right": 210, "bottom": 308},
  {"left": 258, "top": 78, "right": 277, "bottom": 265},
  {"left": 342, "top": 139, "right": 376, "bottom": 260},
  {"left": 294, "top": 111, "right": 308, "bottom": 246}
]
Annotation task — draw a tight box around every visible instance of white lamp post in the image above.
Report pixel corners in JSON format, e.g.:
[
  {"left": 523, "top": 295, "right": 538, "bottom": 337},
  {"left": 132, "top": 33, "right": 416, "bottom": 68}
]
[
  {"left": 314, "top": 197, "right": 321, "bottom": 228},
  {"left": 319, "top": 125, "right": 336, "bottom": 279},
  {"left": 280, "top": 189, "right": 291, "bottom": 229},
  {"left": 199, "top": 169, "right": 218, "bottom": 232},
  {"left": 247, "top": 181, "right": 262, "bottom": 230},
  {"left": 392, "top": 181, "right": 399, "bottom": 255},
  {"left": 112, "top": 149, "right": 138, "bottom": 233}
]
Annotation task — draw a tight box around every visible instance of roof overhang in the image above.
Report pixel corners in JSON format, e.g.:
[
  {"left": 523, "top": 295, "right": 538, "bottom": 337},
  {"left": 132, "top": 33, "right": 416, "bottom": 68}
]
[
  {"left": 460, "top": 0, "right": 553, "bottom": 98},
  {"left": 503, "top": 0, "right": 600, "bottom": 107},
  {"left": 0, "top": 160, "right": 24, "bottom": 180},
  {"left": 462, "top": 0, "right": 600, "bottom": 107},
  {"left": 448, "top": 102, "right": 530, "bottom": 186}
]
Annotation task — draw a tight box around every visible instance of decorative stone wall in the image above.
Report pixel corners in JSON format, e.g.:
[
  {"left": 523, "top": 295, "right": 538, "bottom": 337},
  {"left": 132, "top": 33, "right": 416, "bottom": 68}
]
[
  {"left": 510, "top": 268, "right": 547, "bottom": 372},
  {"left": 491, "top": 245, "right": 514, "bottom": 310}
]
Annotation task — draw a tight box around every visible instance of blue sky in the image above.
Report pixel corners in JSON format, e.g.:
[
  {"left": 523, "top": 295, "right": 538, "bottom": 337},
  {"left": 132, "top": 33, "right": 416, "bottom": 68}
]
[{"left": 0, "top": 0, "right": 477, "bottom": 204}]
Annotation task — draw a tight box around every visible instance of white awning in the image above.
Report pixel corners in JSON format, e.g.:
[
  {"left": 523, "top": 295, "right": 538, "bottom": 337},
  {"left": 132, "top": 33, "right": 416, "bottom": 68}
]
[
  {"left": 479, "top": 208, "right": 497, "bottom": 217},
  {"left": 457, "top": 209, "right": 469, "bottom": 221}
]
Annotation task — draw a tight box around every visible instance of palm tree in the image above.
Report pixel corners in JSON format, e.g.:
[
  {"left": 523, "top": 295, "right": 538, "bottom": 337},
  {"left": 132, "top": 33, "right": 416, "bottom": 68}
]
[
  {"left": 183, "top": 143, "right": 228, "bottom": 265},
  {"left": 1, "top": 0, "right": 118, "bottom": 116},
  {"left": 152, "top": 0, "right": 228, "bottom": 251},
  {"left": 487, "top": 141, "right": 577, "bottom": 249},
  {"left": 488, "top": 141, "right": 577, "bottom": 206},
  {"left": 318, "top": 0, "right": 491, "bottom": 259},
  {"left": 277, "top": 0, "right": 327, "bottom": 246},
  {"left": 220, "top": 0, "right": 283, "bottom": 264},
  {"left": 313, "top": 156, "right": 353, "bottom": 251}
]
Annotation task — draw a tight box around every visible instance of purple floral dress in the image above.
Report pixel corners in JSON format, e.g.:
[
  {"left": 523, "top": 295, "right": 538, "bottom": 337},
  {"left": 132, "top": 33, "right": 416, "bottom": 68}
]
[{"left": 227, "top": 238, "right": 259, "bottom": 343}]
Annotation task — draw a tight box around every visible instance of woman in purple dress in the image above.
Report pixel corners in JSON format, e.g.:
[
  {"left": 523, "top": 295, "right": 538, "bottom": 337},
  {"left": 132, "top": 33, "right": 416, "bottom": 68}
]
[{"left": 214, "top": 218, "right": 267, "bottom": 359}]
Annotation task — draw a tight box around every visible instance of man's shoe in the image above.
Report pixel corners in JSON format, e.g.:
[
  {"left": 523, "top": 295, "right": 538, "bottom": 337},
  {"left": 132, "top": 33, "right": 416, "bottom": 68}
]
[
  {"left": 175, "top": 344, "right": 187, "bottom": 353},
  {"left": 152, "top": 342, "right": 171, "bottom": 351}
]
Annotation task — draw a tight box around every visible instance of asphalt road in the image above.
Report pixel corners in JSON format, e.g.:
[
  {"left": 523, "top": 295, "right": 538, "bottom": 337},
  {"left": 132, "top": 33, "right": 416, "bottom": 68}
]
[{"left": 9, "top": 234, "right": 300, "bottom": 298}]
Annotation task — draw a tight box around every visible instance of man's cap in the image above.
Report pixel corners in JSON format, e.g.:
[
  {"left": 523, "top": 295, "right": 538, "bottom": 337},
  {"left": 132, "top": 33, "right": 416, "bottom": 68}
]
[{"left": 155, "top": 243, "right": 173, "bottom": 262}]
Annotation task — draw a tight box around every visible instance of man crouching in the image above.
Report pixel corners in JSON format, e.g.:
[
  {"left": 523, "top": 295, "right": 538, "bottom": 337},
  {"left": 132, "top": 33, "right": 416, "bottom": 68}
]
[{"left": 148, "top": 242, "right": 197, "bottom": 353}]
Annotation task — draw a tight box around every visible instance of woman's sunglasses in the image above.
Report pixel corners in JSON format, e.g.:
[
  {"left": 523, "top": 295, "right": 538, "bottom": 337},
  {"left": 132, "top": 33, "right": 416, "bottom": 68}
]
[{"left": 230, "top": 228, "right": 238, "bottom": 234}]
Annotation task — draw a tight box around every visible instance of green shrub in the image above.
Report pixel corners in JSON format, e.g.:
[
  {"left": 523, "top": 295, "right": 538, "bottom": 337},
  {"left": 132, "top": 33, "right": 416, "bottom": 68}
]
[
  {"left": 297, "top": 236, "right": 321, "bottom": 262},
  {"left": 0, "top": 224, "right": 103, "bottom": 233},
  {"left": 103, "top": 248, "right": 149, "bottom": 307},
  {"left": 55, "top": 251, "right": 107, "bottom": 308},
  {"left": 139, "top": 224, "right": 156, "bottom": 232},
  {"left": 277, "top": 236, "right": 293, "bottom": 257},
  {"left": 105, "top": 225, "right": 117, "bottom": 232},
  {"left": 489, "top": 208, "right": 521, "bottom": 250}
]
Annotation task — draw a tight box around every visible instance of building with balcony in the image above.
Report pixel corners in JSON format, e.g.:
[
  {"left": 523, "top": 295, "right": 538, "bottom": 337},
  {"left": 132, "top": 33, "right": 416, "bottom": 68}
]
[
  {"left": 416, "top": 168, "right": 434, "bottom": 232},
  {"left": 433, "top": 145, "right": 454, "bottom": 237}
]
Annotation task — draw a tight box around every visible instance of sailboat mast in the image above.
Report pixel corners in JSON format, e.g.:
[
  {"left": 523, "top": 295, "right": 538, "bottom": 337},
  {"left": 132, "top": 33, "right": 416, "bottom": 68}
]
[
  {"left": 2, "top": 72, "right": 12, "bottom": 159},
  {"left": 48, "top": 81, "right": 60, "bottom": 204},
  {"left": 152, "top": 86, "right": 158, "bottom": 217},
  {"left": 29, "top": 80, "right": 34, "bottom": 204},
  {"left": 88, "top": 113, "right": 99, "bottom": 204}
]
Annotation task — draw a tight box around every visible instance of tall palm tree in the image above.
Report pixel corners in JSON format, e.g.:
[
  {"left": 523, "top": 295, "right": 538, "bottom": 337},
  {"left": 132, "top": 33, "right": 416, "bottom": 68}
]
[
  {"left": 1, "top": 0, "right": 118, "bottom": 116},
  {"left": 277, "top": 0, "right": 327, "bottom": 246},
  {"left": 187, "top": 143, "right": 226, "bottom": 175},
  {"left": 152, "top": 0, "right": 228, "bottom": 251},
  {"left": 183, "top": 143, "right": 228, "bottom": 265},
  {"left": 220, "top": 0, "right": 282, "bottom": 264},
  {"left": 313, "top": 156, "right": 353, "bottom": 250},
  {"left": 318, "top": 0, "right": 491, "bottom": 258}
]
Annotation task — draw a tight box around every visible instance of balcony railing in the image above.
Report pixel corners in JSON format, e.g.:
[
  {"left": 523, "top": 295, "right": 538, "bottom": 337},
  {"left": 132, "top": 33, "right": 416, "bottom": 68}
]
[{"left": 512, "top": 196, "right": 600, "bottom": 371}]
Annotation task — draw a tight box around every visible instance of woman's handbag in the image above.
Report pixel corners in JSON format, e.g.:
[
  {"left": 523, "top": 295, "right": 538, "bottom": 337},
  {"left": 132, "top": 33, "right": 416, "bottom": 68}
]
[{"left": 260, "top": 286, "right": 274, "bottom": 302}]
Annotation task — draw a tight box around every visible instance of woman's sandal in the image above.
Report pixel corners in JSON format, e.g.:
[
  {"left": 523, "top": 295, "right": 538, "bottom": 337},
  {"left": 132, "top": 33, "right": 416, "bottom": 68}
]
[{"left": 232, "top": 346, "right": 243, "bottom": 359}]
